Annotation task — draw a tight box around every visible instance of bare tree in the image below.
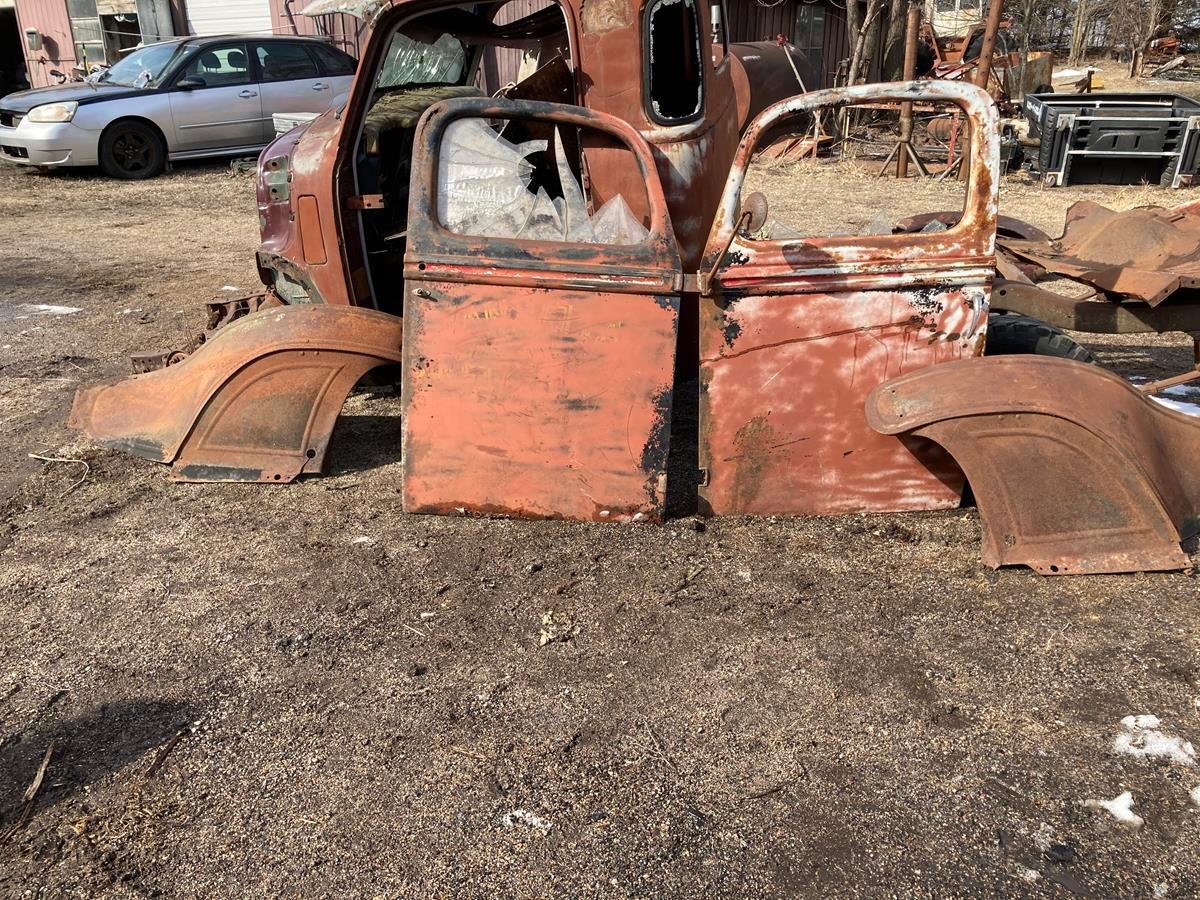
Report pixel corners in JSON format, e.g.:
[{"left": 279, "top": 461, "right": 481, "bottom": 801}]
[{"left": 846, "top": 0, "right": 888, "bottom": 84}]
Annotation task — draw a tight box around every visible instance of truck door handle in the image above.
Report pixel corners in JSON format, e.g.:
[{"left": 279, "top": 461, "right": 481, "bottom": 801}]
[
  {"left": 312, "top": 82, "right": 329, "bottom": 91},
  {"left": 239, "top": 90, "right": 258, "bottom": 98}
]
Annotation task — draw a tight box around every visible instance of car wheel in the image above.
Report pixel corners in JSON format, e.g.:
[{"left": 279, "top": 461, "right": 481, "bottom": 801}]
[{"left": 99, "top": 121, "right": 166, "bottom": 180}]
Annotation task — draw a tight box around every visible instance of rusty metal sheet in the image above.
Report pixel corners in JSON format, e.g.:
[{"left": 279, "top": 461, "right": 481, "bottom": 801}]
[
  {"left": 71, "top": 306, "right": 403, "bottom": 483},
  {"left": 401, "top": 287, "right": 678, "bottom": 521},
  {"left": 699, "top": 288, "right": 986, "bottom": 515},
  {"left": 992, "top": 279, "right": 1200, "bottom": 334},
  {"left": 400, "top": 98, "right": 682, "bottom": 522},
  {"left": 893, "top": 211, "right": 1051, "bottom": 243},
  {"left": 867, "top": 356, "right": 1200, "bottom": 575},
  {"left": 999, "top": 200, "right": 1200, "bottom": 306},
  {"left": 696, "top": 81, "right": 999, "bottom": 516}
]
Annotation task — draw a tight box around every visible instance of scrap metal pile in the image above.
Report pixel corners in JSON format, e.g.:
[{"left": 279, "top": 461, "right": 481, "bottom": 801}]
[{"left": 66, "top": 0, "right": 1200, "bottom": 578}]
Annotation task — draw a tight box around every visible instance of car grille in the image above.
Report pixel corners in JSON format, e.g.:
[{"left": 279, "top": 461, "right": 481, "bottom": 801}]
[{"left": 0, "top": 111, "right": 23, "bottom": 129}]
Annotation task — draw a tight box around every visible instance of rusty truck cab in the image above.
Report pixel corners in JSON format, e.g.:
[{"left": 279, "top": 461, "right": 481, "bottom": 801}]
[{"left": 256, "top": 0, "right": 740, "bottom": 314}]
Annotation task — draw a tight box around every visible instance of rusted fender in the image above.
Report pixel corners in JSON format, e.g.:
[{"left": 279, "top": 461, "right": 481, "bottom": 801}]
[
  {"left": 70, "top": 306, "right": 403, "bottom": 483},
  {"left": 866, "top": 357, "right": 1200, "bottom": 575}
]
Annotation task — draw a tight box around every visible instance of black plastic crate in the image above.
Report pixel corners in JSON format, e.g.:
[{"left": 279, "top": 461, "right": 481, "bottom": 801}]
[{"left": 1023, "top": 92, "right": 1200, "bottom": 187}]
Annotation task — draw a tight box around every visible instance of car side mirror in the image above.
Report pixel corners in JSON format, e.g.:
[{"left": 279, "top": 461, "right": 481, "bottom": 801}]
[{"left": 176, "top": 76, "right": 206, "bottom": 90}]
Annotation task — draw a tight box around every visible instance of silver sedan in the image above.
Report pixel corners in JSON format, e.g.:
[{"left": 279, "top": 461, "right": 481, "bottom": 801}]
[{"left": 0, "top": 35, "right": 356, "bottom": 179}]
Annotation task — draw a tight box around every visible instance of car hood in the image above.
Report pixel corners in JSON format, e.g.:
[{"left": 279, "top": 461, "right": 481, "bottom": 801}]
[{"left": 0, "top": 82, "right": 148, "bottom": 113}]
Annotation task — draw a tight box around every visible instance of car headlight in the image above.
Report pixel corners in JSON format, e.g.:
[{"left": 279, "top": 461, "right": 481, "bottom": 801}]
[{"left": 27, "top": 102, "right": 78, "bottom": 123}]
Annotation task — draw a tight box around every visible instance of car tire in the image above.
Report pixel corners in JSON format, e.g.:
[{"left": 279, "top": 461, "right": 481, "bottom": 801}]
[
  {"left": 985, "top": 313, "right": 1096, "bottom": 363},
  {"left": 99, "top": 120, "right": 166, "bottom": 180}
]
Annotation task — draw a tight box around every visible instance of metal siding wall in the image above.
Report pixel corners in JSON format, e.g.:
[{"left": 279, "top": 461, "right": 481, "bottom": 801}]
[
  {"left": 727, "top": 0, "right": 884, "bottom": 89},
  {"left": 14, "top": 0, "right": 76, "bottom": 87},
  {"left": 478, "top": 0, "right": 550, "bottom": 94},
  {"left": 185, "top": 0, "right": 273, "bottom": 34},
  {"left": 267, "top": 0, "right": 363, "bottom": 56}
]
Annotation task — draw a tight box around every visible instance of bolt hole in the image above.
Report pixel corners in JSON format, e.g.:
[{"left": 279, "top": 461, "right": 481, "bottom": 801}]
[
  {"left": 273, "top": 474, "right": 281, "bottom": 481},
  {"left": 1049, "top": 564, "right": 1059, "bottom": 572},
  {"left": 306, "top": 449, "right": 316, "bottom": 459},
  {"left": 418, "top": 262, "right": 426, "bottom": 271}
]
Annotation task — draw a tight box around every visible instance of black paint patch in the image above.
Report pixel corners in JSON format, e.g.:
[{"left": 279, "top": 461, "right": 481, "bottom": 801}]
[
  {"left": 639, "top": 385, "right": 675, "bottom": 512},
  {"left": 561, "top": 396, "right": 601, "bottom": 411},
  {"left": 722, "top": 308, "right": 743, "bottom": 350}
]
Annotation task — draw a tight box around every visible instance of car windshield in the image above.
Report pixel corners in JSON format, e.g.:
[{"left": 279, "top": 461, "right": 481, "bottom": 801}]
[{"left": 99, "top": 42, "right": 189, "bottom": 88}]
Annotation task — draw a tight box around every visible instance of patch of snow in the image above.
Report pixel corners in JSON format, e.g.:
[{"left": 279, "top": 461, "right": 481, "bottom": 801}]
[
  {"left": 350, "top": 535, "right": 376, "bottom": 546},
  {"left": 1114, "top": 714, "right": 1195, "bottom": 766},
  {"left": 1085, "top": 791, "right": 1144, "bottom": 828},
  {"left": 1017, "top": 867, "right": 1040, "bottom": 883},
  {"left": 1190, "top": 785, "right": 1200, "bottom": 806},
  {"left": 501, "top": 808, "right": 552, "bottom": 831},
  {"left": 221, "top": 285, "right": 241, "bottom": 292},
  {"left": 19, "top": 304, "right": 81, "bottom": 316}
]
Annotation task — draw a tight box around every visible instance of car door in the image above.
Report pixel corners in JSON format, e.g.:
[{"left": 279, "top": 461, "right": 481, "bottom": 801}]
[
  {"left": 254, "top": 41, "right": 343, "bottom": 140},
  {"left": 167, "top": 42, "right": 264, "bottom": 152},
  {"left": 696, "top": 81, "right": 999, "bottom": 517},
  {"left": 400, "top": 98, "right": 682, "bottom": 522}
]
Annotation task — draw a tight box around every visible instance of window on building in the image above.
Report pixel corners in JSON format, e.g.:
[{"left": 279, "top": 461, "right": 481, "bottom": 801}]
[
  {"left": 645, "top": 0, "right": 704, "bottom": 124},
  {"left": 67, "top": 0, "right": 104, "bottom": 66},
  {"left": 791, "top": 2, "right": 825, "bottom": 88}
]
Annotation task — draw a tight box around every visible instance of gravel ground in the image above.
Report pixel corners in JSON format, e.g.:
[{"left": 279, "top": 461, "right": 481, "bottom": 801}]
[{"left": 1, "top": 146, "right": 1200, "bottom": 900}]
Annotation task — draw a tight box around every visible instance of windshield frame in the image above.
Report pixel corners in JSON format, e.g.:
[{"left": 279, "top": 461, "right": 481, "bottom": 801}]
[{"left": 98, "top": 41, "right": 191, "bottom": 89}]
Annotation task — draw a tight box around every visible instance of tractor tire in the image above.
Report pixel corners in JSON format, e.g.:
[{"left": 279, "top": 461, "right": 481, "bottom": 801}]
[{"left": 985, "top": 313, "right": 1096, "bottom": 363}]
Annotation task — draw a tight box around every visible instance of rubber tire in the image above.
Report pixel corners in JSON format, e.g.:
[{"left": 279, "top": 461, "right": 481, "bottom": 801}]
[
  {"left": 99, "top": 120, "right": 166, "bottom": 180},
  {"left": 1160, "top": 153, "right": 1180, "bottom": 188},
  {"left": 985, "top": 313, "right": 1096, "bottom": 364}
]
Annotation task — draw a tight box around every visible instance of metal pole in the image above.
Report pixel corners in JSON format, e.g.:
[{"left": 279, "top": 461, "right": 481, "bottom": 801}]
[
  {"left": 960, "top": 0, "right": 1004, "bottom": 181},
  {"left": 974, "top": 0, "right": 1005, "bottom": 91},
  {"left": 897, "top": 2, "right": 922, "bottom": 178}
]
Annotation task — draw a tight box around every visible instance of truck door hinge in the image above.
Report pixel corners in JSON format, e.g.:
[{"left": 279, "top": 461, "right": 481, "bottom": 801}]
[{"left": 346, "top": 194, "right": 386, "bottom": 210}]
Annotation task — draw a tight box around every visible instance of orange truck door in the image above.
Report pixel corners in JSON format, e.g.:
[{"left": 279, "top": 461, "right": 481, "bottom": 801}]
[
  {"left": 400, "top": 98, "right": 683, "bottom": 522},
  {"left": 696, "top": 82, "right": 1000, "bottom": 516}
]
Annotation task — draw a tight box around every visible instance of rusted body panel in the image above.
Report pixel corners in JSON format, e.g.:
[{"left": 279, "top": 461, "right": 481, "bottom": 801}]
[
  {"left": 868, "top": 356, "right": 1200, "bottom": 575},
  {"left": 992, "top": 280, "right": 1200, "bottom": 334},
  {"left": 1000, "top": 200, "right": 1200, "bottom": 307},
  {"left": 399, "top": 99, "right": 681, "bottom": 521},
  {"left": 696, "top": 82, "right": 999, "bottom": 517},
  {"left": 71, "top": 306, "right": 403, "bottom": 483}
]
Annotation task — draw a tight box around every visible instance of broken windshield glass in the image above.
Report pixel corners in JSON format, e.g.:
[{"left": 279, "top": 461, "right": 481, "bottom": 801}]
[{"left": 438, "top": 119, "right": 649, "bottom": 244}]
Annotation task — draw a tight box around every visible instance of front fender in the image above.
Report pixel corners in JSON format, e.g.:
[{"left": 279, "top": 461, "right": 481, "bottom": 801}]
[
  {"left": 71, "top": 305, "right": 403, "bottom": 483},
  {"left": 866, "top": 356, "right": 1200, "bottom": 575}
]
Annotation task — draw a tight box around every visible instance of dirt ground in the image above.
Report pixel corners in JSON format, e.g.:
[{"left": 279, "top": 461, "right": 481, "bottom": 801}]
[{"left": 2, "top": 129, "right": 1200, "bottom": 899}]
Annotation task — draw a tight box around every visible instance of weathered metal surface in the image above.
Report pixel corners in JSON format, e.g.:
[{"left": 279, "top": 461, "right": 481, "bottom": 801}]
[
  {"left": 867, "top": 356, "right": 1200, "bottom": 575},
  {"left": 992, "top": 280, "right": 1200, "bottom": 334},
  {"left": 71, "top": 306, "right": 403, "bottom": 483},
  {"left": 1000, "top": 200, "right": 1200, "bottom": 307},
  {"left": 400, "top": 99, "right": 680, "bottom": 522},
  {"left": 257, "top": 0, "right": 815, "bottom": 304},
  {"left": 697, "top": 81, "right": 999, "bottom": 517},
  {"left": 894, "top": 211, "right": 1051, "bottom": 243}
]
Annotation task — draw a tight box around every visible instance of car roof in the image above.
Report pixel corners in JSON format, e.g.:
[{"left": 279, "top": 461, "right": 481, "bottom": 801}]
[{"left": 179, "top": 34, "right": 347, "bottom": 48}]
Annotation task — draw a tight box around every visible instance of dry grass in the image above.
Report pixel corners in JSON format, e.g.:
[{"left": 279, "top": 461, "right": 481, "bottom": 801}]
[{"left": 1, "top": 150, "right": 1200, "bottom": 898}]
